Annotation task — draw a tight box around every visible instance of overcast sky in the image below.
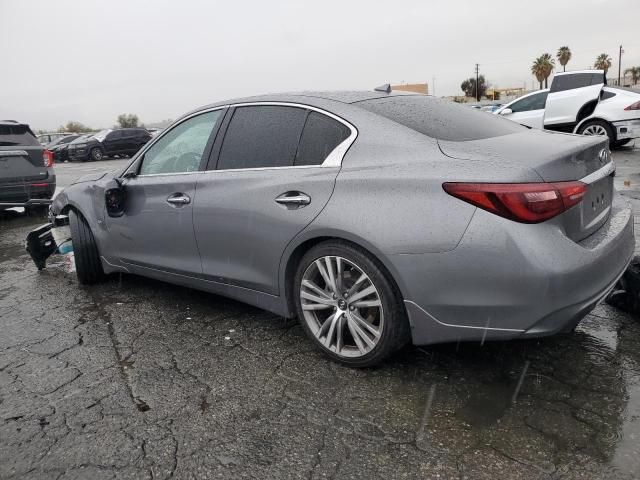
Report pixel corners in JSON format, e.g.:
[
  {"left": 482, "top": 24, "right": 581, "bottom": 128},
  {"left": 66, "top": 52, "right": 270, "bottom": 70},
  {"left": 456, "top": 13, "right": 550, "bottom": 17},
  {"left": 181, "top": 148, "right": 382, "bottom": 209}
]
[{"left": 1, "top": 0, "right": 639, "bottom": 130}]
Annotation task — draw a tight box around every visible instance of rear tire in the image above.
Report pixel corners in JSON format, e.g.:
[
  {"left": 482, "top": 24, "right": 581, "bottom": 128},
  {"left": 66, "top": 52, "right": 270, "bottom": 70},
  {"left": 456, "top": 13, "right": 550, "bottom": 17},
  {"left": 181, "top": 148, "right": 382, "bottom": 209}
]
[
  {"left": 69, "top": 210, "right": 105, "bottom": 285},
  {"left": 577, "top": 120, "right": 615, "bottom": 147},
  {"left": 293, "top": 240, "right": 409, "bottom": 367}
]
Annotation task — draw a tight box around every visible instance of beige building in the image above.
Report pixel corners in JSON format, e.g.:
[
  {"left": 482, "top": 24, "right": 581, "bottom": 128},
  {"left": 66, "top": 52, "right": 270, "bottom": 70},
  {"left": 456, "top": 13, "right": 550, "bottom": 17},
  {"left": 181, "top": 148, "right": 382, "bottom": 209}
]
[{"left": 390, "top": 83, "right": 429, "bottom": 95}]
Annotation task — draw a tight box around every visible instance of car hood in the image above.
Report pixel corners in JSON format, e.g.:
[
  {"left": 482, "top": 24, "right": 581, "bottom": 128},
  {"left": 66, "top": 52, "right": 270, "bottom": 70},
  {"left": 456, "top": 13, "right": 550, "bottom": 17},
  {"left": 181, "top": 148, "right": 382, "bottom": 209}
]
[{"left": 72, "top": 171, "right": 110, "bottom": 185}]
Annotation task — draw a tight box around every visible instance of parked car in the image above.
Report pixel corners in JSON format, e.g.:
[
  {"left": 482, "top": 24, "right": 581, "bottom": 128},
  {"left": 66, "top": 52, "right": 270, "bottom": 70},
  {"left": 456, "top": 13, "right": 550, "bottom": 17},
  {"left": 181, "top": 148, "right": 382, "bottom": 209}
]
[
  {"left": 28, "top": 91, "right": 633, "bottom": 367},
  {"left": 495, "top": 70, "right": 640, "bottom": 147},
  {"left": 480, "top": 104, "right": 503, "bottom": 113},
  {"left": 47, "top": 134, "right": 83, "bottom": 163},
  {"left": 1, "top": 120, "right": 55, "bottom": 213},
  {"left": 67, "top": 128, "right": 152, "bottom": 162},
  {"left": 37, "top": 132, "right": 73, "bottom": 145}
]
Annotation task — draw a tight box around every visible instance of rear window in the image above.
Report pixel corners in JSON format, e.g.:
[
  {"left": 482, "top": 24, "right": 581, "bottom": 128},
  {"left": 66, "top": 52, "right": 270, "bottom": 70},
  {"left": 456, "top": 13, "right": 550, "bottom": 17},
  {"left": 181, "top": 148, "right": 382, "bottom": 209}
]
[
  {"left": 356, "top": 96, "right": 525, "bottom": 141},
  {"left": 0, "top": 124, "right": 40, "bottom": 146}
]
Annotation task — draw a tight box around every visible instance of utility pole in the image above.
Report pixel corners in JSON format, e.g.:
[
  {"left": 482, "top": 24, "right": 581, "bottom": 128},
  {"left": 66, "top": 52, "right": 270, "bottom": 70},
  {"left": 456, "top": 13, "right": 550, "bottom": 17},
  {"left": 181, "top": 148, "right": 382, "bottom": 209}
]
[
  {"left": 475, "top": 63, "right": 480, "bottom": 101},
  {"left": 618, "top": 45, "right": 623, "bottom": 86}
]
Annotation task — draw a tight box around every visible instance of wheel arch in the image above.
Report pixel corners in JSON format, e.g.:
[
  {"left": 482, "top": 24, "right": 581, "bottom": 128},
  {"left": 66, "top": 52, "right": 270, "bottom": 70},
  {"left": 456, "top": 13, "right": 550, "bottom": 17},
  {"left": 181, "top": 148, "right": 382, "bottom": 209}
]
[
  {"left": 573, "top": 116, "right": 615, "bottom": 138},
  {"left": 279, "top": 230, "right": 409, "bottom": 319}
]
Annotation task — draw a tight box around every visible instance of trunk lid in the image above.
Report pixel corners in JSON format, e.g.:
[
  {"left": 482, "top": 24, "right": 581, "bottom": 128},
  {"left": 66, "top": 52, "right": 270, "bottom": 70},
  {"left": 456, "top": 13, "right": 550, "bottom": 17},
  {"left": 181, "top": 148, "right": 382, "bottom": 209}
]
[{"left": 438, "top": 129, "right": 613, "bottom": 241}]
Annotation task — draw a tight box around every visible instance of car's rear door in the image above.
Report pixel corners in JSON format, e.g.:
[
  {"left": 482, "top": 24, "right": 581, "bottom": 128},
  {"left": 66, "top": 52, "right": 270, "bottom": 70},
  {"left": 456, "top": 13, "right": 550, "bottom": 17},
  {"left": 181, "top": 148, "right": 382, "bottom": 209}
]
[
  {"left": 105, "top": 109, "right": 224, "bottom": 274},
  {"left": 193, "top": 104, "right": 354, "bottom": 295},
  {"left": 544, "top": 72, "right": 605, "bottom": 129}
]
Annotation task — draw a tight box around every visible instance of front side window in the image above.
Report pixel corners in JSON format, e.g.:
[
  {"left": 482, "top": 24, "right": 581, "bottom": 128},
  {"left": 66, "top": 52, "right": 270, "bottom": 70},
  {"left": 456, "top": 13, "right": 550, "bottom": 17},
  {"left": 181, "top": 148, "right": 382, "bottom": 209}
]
[
  {"left": 216, "top": 106, "right": 307, "bottom": 170},
  {"left": 295, "top": 112, "right": 351, "bottom": 166},
  {"left": 139, "top": 110, "right": 222, "bottom": 175},
  {"left": 509, "top": 92, "right": 548, "bottom": 113}
]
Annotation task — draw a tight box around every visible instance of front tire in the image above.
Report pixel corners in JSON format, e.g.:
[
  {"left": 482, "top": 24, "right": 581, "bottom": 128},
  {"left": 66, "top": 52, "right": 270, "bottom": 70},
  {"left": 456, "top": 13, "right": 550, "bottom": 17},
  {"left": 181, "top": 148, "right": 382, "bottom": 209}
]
[
  {"left": 293, "top": 241, "right": 409, "bottom": 367},
  {"left": 577, "top": 120, "right": 615, "bottom": 146},
  {"left": 90, "top": 147, "right": 104, "bottom": 161},
  {"left": 69, "top": 210, "right": 105, "bottom": 284}
]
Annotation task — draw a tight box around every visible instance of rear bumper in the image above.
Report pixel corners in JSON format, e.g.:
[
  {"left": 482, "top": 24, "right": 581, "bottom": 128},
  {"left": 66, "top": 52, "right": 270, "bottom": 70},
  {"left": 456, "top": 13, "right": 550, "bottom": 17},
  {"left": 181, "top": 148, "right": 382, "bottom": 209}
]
[
  {"left": 390, "top": 191, "right": 635, "bottom": 345},
  {"left": 613, "top": 118, "right": 640, "bottom": 140},
  {"left": 0, "top": 175, "right": 56, "bottom": 207}
]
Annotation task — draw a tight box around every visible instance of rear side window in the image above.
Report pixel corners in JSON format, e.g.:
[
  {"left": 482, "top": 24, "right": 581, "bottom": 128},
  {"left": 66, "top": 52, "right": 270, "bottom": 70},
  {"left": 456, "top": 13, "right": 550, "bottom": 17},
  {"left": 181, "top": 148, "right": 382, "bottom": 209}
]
[
  {"left": 0, "top": 124, "right": 40, "bottom": 146},
  {"left": 357, "top": 96, "right": 525, "bottom": 141},
  {"left": 550, "top": 73, "right": 605, "bottom": 92},
  {"left": 217, "top": 106, "right": 306, "bottom": 170},
  {"left": 295, "top": 112, "right": 351, "bottom": 166}
]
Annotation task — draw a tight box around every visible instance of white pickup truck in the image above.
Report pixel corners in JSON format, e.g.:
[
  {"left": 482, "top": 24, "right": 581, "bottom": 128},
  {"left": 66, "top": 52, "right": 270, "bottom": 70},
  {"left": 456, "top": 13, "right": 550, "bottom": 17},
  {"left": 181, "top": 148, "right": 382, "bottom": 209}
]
[{"left": 494, "top": 70, "right": 640, "bottom": 148}]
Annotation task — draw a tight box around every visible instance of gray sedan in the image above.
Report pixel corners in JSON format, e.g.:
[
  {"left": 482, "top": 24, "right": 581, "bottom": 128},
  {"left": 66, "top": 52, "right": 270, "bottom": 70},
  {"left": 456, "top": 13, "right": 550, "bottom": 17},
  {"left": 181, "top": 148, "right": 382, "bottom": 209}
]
[{"left": 34, "top": 90, "right": 634, "bottom": 367}]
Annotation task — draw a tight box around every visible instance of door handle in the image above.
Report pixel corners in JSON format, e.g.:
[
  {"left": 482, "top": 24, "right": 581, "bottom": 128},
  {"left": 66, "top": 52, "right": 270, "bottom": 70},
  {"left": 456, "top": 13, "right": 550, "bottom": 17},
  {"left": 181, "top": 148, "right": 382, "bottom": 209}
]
[
  {"left": 166, "top": 193, "right": 191, "bottom": 205},
  {"left": 275, "top": 192, "right": 311, "bottom": 208}
]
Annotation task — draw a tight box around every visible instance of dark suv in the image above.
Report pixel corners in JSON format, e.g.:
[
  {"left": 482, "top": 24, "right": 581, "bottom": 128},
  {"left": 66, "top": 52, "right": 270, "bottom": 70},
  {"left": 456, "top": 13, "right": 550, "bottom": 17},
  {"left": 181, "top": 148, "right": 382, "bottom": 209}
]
[
  {"left": 68, "top": 128, "right": 151, "bottom": 162},
  {"left": 0, "top": 120, "right": 56, "bottom": 212}
]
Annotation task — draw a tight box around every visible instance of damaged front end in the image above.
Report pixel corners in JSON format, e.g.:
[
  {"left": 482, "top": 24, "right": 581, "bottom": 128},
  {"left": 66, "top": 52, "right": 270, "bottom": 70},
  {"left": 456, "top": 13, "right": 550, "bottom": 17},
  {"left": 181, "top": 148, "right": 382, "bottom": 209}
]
[{"left": 25, "top": 213, "right": 71, "bottom": 270}]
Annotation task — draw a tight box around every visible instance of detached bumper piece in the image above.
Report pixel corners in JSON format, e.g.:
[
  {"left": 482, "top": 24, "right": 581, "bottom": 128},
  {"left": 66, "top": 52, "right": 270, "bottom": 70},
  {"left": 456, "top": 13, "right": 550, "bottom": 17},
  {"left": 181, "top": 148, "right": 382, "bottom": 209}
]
[{"left": 25, "top": 215, "right": 70, "bottom": 270}]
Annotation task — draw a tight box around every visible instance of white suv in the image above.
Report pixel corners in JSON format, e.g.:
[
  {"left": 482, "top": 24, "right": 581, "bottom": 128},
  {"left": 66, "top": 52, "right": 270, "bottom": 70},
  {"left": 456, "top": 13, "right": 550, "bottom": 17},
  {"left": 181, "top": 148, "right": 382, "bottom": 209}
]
[{"left": 495, "top": 70, "right": 640, "bottom": 148}]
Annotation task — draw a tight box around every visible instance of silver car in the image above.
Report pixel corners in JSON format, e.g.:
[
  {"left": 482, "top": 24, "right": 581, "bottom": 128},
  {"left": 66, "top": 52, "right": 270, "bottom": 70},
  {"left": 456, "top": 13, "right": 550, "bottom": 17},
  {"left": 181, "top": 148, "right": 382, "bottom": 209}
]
[{"left": 33, "top": 91, "right": 634, "bottom": 367}]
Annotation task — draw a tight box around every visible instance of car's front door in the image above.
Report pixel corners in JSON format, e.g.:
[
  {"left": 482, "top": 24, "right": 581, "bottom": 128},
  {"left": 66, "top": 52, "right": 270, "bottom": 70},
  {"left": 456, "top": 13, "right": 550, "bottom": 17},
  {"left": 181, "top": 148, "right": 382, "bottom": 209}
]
[
  {"left": 193, "top": 104, "right": 354, "bottom": 295},
  {"left": 102, "top": 130, "right": 124, "bottom": 154},
  {"left": 105, "top": 109, "right": 224, "bottom": 274}
]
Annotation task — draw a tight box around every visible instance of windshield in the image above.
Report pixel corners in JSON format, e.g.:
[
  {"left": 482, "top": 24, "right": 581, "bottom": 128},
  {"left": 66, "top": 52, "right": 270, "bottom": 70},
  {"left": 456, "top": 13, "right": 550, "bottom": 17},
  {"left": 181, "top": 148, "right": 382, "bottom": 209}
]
[{"left": 92, "top": 129, "right": 112, "bottom": 142}]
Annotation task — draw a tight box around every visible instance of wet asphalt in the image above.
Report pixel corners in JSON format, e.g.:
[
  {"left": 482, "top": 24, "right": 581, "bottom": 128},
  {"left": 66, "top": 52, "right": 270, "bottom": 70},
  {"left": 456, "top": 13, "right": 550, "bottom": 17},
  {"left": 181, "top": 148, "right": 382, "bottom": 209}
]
[{"left": 1, "top": 144, "right": 640, "bottom": 479}]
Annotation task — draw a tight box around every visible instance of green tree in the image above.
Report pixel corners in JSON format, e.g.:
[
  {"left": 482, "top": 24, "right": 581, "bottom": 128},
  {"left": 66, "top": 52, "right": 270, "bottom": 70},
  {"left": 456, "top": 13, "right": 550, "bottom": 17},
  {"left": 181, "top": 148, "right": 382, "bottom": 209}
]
[
  {"left": 531, "top": 54, "right": 555, "bottom": 89},
  {"left": 460, "top": 75, "right": 487, "bottom": 99},
  {"left": 594, "top": 53, "right": 612, "bottom": 74},
  {"left": 556, "top": 46, "right": 572, "bottom": 72},
  {"left": 117, "top": 113, "right": 139, "bottom": 128},
  {"left": 624, "top": 66, "right": 640, "bottom": 85},
  {"left": 59, "top": 121, "right": 92, "bottom": 133}
]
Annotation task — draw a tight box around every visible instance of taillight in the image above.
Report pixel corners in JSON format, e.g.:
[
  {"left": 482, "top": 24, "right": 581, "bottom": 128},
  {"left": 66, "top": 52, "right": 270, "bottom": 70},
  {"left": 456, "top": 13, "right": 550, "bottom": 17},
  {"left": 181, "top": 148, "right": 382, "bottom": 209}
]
[
  {"left": 624, "top": 100, "right": 640, "bottom": 111},
  {"left": 442, "top": 181, "right": 586, "bottom": 224},
  {"left": 43, "top": 150, "right": 54, "bottom": 167}
]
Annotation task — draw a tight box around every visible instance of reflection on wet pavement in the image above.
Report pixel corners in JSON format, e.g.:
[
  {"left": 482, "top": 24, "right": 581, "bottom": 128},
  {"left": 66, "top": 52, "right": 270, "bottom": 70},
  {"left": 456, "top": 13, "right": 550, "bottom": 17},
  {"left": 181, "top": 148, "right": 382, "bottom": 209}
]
[{"left": 1, "top": 210, "right": 640, "bottom": 479}]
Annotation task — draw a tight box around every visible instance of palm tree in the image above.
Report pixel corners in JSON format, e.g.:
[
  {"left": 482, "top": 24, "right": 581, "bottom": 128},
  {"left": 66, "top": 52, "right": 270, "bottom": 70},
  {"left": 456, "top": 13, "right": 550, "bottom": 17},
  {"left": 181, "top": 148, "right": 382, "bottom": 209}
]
[
  {"left": 594, "top": 53, "right": 612, "bottom": 74},
  {"left": 531, "top": 56, "right": 547, "bottom": 90},
  {"left": 625, "top": 66, "right": 640, "bottom": 85},
  {"left": 556, "top": 46, "right": 571, "bottom": 72},
  {"left": 541, "top": 53, "right": 555, "bottom": 88}
]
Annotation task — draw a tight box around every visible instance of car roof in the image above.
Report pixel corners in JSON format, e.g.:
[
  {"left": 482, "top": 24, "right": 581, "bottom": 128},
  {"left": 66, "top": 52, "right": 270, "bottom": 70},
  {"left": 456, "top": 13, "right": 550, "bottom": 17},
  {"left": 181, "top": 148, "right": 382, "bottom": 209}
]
[
  {"left": 197, "top": 90, "right": 420, "bottom": 110},
  {"left": 554, "top": 69, "right": 604, "bottom": 76}
]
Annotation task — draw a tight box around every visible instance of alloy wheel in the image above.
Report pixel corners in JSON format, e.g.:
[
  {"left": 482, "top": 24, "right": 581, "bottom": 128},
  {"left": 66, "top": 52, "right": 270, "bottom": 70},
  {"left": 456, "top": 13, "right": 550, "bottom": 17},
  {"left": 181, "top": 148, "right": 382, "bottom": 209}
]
[
  {"left": 582, "top": 124, "right": 608, "bottom": 136},
  {"left": 299, "top": 255, "right": 384, "bottom": 358}
]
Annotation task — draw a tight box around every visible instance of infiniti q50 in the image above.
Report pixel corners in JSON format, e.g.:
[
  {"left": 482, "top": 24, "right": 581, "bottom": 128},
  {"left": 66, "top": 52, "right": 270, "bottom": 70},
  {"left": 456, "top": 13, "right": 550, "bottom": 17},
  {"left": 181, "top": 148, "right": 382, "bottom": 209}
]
[{"left": 35, "top": 90, "right": 634, "bottom": 367}]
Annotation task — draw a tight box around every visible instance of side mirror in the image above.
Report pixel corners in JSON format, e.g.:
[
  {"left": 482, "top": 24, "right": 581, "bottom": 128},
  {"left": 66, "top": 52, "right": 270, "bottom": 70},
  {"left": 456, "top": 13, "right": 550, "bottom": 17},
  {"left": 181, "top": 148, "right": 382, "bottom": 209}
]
[
  {"left": 105, "top": 178, "right": 127, "bottom": 217},
  {"left": 499, "top": 108, "right": 513, "bottom": 116}
]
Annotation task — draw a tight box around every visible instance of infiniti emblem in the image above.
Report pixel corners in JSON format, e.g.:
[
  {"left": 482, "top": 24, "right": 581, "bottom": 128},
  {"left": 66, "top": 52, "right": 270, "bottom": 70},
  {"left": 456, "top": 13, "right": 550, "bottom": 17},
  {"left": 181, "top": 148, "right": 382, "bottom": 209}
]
[{"left": 598, "top": 149, "right": 610, "bottom": 165}]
